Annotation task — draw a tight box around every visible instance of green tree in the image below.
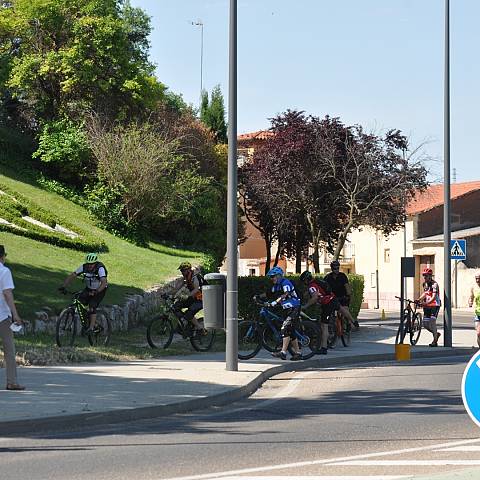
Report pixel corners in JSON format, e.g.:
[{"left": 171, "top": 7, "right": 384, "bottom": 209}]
[{"left": 199, "top": 85, "right": 227, "bottom": 144}]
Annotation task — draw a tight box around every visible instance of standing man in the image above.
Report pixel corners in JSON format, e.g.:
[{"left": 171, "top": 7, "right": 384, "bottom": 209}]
[
  {"left": 324, "top": 260, "right": 359, "bottom": 329},
  {"left": 0, "top": 245, "right": 25, "bottom": 391},
  {"left": 468, "top": 273, "right": 480, "bottom": 348},
  {"left": 417, "top": 267, "right": 441, "bottom": 347}
]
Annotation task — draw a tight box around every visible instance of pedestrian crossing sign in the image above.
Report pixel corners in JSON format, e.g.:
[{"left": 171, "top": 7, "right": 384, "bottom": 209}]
[{"left": 450, "top": 239, "right": 466, "bottom": 260}]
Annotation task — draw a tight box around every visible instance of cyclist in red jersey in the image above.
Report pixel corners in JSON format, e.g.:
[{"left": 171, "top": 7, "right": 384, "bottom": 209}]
[{"left": 416, "top": 268, "right": 441, "bottom": 347}]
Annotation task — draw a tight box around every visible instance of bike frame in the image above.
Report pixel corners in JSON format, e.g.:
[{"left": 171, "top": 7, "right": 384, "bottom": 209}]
[{"left": 259, "top": 305, "right": 310, "bottom": 345}]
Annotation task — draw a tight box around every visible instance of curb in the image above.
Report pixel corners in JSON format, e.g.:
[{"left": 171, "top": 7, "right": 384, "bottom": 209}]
[{"left": 1, "top": 346, "right": 476, "bottom": 436}]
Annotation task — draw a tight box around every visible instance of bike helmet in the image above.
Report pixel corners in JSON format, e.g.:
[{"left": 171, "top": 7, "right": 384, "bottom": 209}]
[
  {"left": 85, "top": 253, "right": 98, "bottom": 263},
  {"left": 422, "top": 267, "right": 433, "bottom": 276},
  {"left": 267, "top": 266, "right": 284, "bottom": 277},
  {"left": 300, "top": 271, "right": 313, "bottom": 282},
  {"left": 330, "top": 260, "right": 340, "bottom": 269},
  {"left": 178, "top": 261, "right": 192, "bottom": 271}
]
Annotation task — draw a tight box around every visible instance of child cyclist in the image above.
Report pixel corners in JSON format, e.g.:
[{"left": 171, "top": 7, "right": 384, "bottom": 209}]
[
  {"left": 265, "top": 266, "right": 303, "bottom": 361},
  {"left": 416, "top": 267, "right": 441, "bottom": 347}
]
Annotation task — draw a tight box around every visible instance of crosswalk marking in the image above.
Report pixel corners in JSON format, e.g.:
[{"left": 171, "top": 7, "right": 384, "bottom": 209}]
[{"left": 327, "top": 460, "right": 480, "bottom": 466}]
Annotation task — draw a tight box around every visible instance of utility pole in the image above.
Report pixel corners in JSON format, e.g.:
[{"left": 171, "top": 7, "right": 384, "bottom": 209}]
[
  {"left": 226, "top": 0, "right": 238, "bottom": 371},
  {"left": 443, "top": 0, "right": 452, "bottom": 347}
]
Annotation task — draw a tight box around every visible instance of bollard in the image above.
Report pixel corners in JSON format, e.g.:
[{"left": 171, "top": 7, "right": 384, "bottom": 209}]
[
  {"left": 395, "top": 343, "right": 411, "bottom": 361},
  {"left": 381, "top": 309, "right": 387, "bottom": 320}
]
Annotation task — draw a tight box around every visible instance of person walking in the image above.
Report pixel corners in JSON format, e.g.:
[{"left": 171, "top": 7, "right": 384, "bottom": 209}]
[
  {"left": 468, "top": 273, "right": 480, "bottom": 348},
  {"left": 0, "top": 245, "right": 25, "bottom": 391}
]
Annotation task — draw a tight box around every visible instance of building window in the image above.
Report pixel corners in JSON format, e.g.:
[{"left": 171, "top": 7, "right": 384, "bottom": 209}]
[
  {"left": 371, "top": 273, "right": 376, "bottom": 288},
  {"left": 249, "top": 268, "right": 256, "bottom": 276},
  {"left": 384, "top": 248, "right": 390, "bottom": 263}
]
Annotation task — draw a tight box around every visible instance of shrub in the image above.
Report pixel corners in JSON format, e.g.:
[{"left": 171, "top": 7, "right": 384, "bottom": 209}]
[{"left": 238, "top": 274, "right": 364, "bottom": 321}]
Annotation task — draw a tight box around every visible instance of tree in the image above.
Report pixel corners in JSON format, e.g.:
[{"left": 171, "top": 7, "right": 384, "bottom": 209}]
[
  {"left": 312, "top": 122, "right": 429, "bottom": 260},
  {"left": 199, "top": 84, "right": 227, "bottom": 144}
]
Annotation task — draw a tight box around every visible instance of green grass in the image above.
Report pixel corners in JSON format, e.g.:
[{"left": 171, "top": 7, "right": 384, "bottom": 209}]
[{"left": 0, "top": 163, "right": 203, "bottom": 319}]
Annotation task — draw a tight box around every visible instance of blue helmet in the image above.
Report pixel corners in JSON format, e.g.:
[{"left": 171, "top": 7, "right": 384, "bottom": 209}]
[{"left": 267, "top": 266, "right": 284, "bottom": 277}]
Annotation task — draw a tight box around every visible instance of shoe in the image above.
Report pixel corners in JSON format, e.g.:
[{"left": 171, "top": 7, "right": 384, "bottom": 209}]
[
  {"left": 319, "top": 347, "right": 328, "bottom": 355},
  {"left": 290, "top": 353, "right": 303, "bottom": 361},
  {"left": 353, "top": 320, "right": 360, "bottom": 330},
  {"left": 272, "top": 351, "right": 287, "bottom": 360},
  {"left": 6, "top": 383, "right": 25, "bottom": 391}
]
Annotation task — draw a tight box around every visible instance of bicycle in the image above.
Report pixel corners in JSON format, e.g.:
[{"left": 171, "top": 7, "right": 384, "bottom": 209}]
[
  {"left": 237, "top": 297, "right": 320, "bottom": 360},
  {"left": 327, "top": 308, "right": 351, "bottom": 348},
  {"left": 56, "top": 290, "right": 112, "bottom": 347},
  {"left": 146, "top": 294, "right": 216, "bottom": 352},
  {"left": 395, "top": 296, "right": 422, "bottom": 345}
]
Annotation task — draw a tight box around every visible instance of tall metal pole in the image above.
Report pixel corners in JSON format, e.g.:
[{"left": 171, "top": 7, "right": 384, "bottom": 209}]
[
  {"left": 443, "top": 0, "right": 452, "bottom": 347},
  {"left": 226, "top": 0, "right": 238, "bottom": 371}
]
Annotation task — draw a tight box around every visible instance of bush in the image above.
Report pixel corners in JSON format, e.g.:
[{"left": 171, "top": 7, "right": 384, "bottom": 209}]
[{"left": 238, "top": 274, "right": 364, "bottom": 321}]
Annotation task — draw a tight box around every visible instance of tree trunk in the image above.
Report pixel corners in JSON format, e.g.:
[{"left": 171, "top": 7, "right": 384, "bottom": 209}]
[
  {"left": 264, "top": 237, "right": 272, "bottom": 275},
  {"left": 334, "top": 222, "right": 354, "bottom": 260},
  {"left": 273, "top": 244, "right": 281, "bottom": 267},
  {"left": 295, "top": 242, "right": 303, "bottom": 274},
  {"left": 313, "top": 245, "right": 320, "bottom": 273}
]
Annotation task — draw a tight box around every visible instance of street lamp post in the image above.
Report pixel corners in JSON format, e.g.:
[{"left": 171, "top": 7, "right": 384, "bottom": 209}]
[
  {"left": 192, "top": 20, "right": 204, "bottom": 101},
  {"left": 226, "top": 0, "right": 238, "bottom": 371},
  {"left": 443, "top": 0, "right": 452, "bottom": 347}
]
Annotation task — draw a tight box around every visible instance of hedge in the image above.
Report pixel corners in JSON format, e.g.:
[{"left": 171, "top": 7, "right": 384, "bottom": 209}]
[
  {"left": 238, "top": 274, "right": 365, "bottom": 321},
  {"left": 0, "top": 183, "right": 107, "bottom": 252}
]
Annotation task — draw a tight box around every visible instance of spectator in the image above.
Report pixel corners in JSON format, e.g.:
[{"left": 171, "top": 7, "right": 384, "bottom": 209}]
[
  {"left": 468, "top": 273, "right": 480, "bottom": 348},
  {"left": 0, "top": 245, "right": 25, "bottom": 391}
]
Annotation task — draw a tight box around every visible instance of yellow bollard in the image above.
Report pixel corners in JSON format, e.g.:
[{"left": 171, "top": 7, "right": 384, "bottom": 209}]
[
  {"left": 395, "top": 343, "right": 411, "bottom": 361},
  {"left": 381, "top": 308, "right": 387, "bottom": 320}
]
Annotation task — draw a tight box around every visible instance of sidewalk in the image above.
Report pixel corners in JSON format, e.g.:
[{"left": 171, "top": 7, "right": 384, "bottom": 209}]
[{"left": 0, "top": 314, "right": 477, "bottom": 435}]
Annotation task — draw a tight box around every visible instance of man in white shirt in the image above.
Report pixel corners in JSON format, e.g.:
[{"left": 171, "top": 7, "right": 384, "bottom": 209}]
[{"left": 0, "top": 245, "right": 25, "bottom": 390}]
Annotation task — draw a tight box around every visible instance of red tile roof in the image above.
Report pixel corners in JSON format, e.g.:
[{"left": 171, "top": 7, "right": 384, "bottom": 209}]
[
  {"left": 238, "top": 130, "right": 273, "bottom": 142},
  {"left": 407, "top": 181, "right": 480, "bottom": 215}
]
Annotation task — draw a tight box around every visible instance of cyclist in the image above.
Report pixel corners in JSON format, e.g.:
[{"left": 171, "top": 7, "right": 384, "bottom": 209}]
[
  {"left": 60, "top": 253, "right": 108, "bottom": 334},
  {"left": 416, "top": 267, "right": 441, "bottom": 347},
  {"left": 324, "top": 260, "right": 359, "bottom": 329},
  {"left": 468, "top": 273, "right": 480, "bottom": 348},
  {"left": 266, "top": 266, "right": 302, "bottom": 361},
  {"left": 300, "top": 270, "right": 356, "bottom": 354},
  {"left": 172, "top": 261, "right": 206, "bottom": 335}
]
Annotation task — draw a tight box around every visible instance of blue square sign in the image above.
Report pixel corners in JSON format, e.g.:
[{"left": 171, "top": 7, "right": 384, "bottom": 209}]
[{"left": 450, "top": 239, "right": 466, "bottom": 260}]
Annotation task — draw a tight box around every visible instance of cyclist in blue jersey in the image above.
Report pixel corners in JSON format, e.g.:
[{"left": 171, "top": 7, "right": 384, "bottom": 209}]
[{"left": 266, "top": 266, "right": 302, "bottom": 361}]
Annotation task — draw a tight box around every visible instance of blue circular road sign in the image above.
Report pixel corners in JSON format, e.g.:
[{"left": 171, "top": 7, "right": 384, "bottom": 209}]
[{"left": 462, "top": 351, "right": 480, "bottom": 428}]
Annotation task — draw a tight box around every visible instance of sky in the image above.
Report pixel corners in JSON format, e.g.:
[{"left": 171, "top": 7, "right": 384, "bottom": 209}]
[{"left": 130, "top": 0, "right": 480, "bottom": 183}]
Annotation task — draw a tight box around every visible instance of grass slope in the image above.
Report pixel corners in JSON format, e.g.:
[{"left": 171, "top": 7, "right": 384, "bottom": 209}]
[{"left": 0, "top": 165, "right": 202, "bottom": 319}]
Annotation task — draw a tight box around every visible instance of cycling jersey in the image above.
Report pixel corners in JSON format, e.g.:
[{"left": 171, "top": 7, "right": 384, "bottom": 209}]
[
  {"left": 471, "top": 285, "right": 480, "bottom": 316},
  {"left": 308, "top": 279, "right": 335, "bottom": 305},
  {"left": 271, "top": 278, "right": 300, "bottom": 309},
  {"left": 324, "top": 271, "right": 349, "bottom": 298},
  {"left": 75, "top": 262, "right": 107, "bottom": 290},
  {"left": 423, "top": 280, "right": 441, "bottom": 307},
  {"left": 184, "top": 270, "right": 204, "bottom": 301}
]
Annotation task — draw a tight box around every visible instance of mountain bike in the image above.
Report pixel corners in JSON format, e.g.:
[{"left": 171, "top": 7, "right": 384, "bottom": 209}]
[
  {"left": 238, "top": 296, "right": 320, "bottom": 360},
  {"left": 395, "top": 296, "right": 422, "bottom": 345},
  {"left": 327, "top": 308, "right": 351, "bottom": 348},
  {"left": 56, "top": 290, "right": 112, "bottom": 347},
  {"left": 147, "top": 294, "right": 216, "bottom": 352}
]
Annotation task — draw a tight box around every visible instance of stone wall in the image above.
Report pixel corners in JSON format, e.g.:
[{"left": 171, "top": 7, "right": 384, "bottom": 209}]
[{"left": 27, "top": 278, "right": 181, "bottom": 335}]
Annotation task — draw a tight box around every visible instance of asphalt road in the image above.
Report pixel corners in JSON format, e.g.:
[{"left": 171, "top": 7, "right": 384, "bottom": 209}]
[{"left": 1, "top": 356, "right": 479, "bottom": 480}]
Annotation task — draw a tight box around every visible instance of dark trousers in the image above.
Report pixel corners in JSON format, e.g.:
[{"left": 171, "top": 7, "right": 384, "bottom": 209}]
[{"left": 173, "top": 297, "right": 203, "bottom": 322}]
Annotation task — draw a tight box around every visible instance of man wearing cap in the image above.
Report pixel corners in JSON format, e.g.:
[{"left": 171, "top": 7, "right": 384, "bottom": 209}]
[
  {"left": 173, "top": 262, "right": 205, "bottom": 333},
  {"left": 0, "top": 245, "right": 25, "bottom": 390},
  {"left": 417, "top": 268, "right": 441, "bottom": 347},
  {"left": 468, "top": 274, "right": 480, "bottom": 348}
]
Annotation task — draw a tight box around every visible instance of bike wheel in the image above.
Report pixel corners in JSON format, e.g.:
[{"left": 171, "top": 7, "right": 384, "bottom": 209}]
[
  {"left": 262, "top": 323, "right": 283, "bottom": 352},
  {"left": 327, "top": 315, "right": 338, "bottom": 349},
  {"left": 88, "top": 310, "right": 112, "bottom": 347},
  {"left": 147, "top": 314, "right": 174, "bottom": 349},
  {"left": 395, "top": 320, "right": 409, "bottom": 345},
  {"left": 289, "top": 319, "right": 320, "bottom": 360},
  {"left": 238, "top": 320, "right": 262, "bottom": 360},
  {"left": 410, "top": 312, "right": 423, "bottom": 346},
  {"left": 190, "top": 318, "right": 216, "bottom": 352},
  {"left": 341, "top": 319, "right": 351, "bottom": 347},
  {"left": 56, "top": 308, "right": 77, "bottom": 347}
]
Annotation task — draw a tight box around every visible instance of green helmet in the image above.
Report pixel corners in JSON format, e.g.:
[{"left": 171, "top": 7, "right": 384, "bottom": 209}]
[
  {"left": 85, "top": 252, "right": 98, "bottom": 264},
  {"left": 178, "top": 261, "right": 192, "bottom": 271}
]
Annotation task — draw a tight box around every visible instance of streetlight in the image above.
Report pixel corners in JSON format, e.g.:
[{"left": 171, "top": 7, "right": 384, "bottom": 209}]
[
  {"left": 443, "top": 0, "right": 452, "bottom": 347},
  {"left": 191, "top": 20, "right": 204, "bottom": 102},
  {"left": 226, "top": 0, "right": 238, "bottom": 371}
]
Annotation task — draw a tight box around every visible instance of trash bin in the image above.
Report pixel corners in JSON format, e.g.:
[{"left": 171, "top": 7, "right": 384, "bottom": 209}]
[{"left": 203, "top": 273, "right": 226, "bottom": 329}]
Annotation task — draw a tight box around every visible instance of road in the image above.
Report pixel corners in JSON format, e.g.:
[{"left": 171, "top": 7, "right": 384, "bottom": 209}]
[{"left": 1, "top": 355, "right": 479, "bottom": 480}]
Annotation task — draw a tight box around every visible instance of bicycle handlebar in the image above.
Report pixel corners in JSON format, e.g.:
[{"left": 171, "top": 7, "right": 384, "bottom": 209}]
[{"left": 395, "top": 296, "right": 420, "bottom": 306}]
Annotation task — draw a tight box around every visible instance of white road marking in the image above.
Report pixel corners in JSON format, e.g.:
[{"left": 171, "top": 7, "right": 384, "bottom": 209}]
[
  {"left": 328, "top": 460, "right": 480, "bottom": 466},
  {"left": 217, "top": 477, "right": 408, "bottom": 480},
  {"left": 161, "top": 437, "right": 480, "bottom": 480},
  {"left": 436, "top": 446, "right": 480, "bottom": 452}
]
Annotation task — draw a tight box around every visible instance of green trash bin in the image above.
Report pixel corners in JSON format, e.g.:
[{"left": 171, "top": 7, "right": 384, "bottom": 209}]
[{"left": 203, "top": 273, "right": 226, "bottom": 329}]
